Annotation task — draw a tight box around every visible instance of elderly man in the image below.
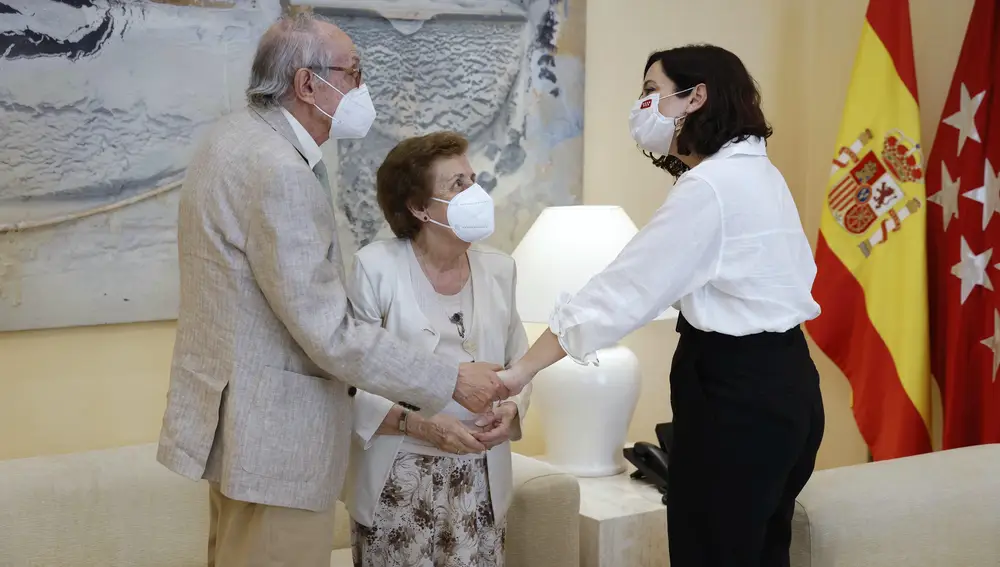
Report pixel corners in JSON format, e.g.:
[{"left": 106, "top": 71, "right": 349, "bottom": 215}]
[{"left": 156, "top": 13, "right": 508, "bottom": 567}]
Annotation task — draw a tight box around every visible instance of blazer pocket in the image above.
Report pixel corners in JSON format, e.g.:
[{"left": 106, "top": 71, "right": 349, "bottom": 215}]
[{"left": 239, "top": 367, "right": 340, "bottom": 483}]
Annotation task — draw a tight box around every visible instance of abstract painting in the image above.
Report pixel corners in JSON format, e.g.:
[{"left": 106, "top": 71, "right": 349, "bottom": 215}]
[{"left": 0, "top": 0, "right": 584, "bottom": 331}]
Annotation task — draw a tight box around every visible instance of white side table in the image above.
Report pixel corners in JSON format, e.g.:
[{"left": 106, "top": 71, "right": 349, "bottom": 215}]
[{"left": 538, "top": 457, "right": 669, "bottom": 567}]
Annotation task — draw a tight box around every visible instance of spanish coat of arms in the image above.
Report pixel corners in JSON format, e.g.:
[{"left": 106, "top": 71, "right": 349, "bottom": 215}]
[{"left": 827, "top": 128, "right": 924, "bottom": 257}]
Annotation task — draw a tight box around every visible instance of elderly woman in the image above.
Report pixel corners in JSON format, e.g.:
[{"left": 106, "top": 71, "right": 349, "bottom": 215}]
[{"left": 343, "top": 131, "right": 531, "bottom": 567}]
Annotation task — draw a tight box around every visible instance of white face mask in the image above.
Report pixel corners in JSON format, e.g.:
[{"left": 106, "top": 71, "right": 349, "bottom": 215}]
[
  {"left": 426, "top": 183, "right": 495, "bottom": 243},
  {"left": 628, "top": 87, "right": 694, "bottom": 155},
  {"left": 312, "top": 73, "right": 376, "bottom": 140}
]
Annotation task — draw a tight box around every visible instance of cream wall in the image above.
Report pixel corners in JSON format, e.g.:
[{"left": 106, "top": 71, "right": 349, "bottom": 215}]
[
  {"left": 0, "top": 0, "right": 977, "bottom": 465},
  {"left": 0, "top": 321, "right": 175, "bottom": 460}
]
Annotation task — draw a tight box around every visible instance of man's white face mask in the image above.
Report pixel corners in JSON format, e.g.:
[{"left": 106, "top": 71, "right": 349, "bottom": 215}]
[{"left": 312, "top": 72, "right": 377, "bottom": 140}]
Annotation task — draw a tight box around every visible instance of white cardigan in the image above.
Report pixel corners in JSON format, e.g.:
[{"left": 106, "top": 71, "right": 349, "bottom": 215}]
[{"left": 342, "top": 239, "right": 532, "bottom": 527}]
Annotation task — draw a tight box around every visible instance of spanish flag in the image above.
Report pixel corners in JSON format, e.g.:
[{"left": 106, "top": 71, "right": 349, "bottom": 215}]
[{"left": 806, "top": 0, "right": 932, "bottom": 460}]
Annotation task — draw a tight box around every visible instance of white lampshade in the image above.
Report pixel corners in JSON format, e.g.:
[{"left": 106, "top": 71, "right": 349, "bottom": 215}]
[{"left": 512, "top": 205, "right": 677, "bottom": 325}]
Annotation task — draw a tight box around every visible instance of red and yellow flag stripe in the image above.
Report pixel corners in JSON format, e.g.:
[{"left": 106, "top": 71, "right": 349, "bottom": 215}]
[{"left": 806, "top": 0, "right": 932, "bottom": 460}]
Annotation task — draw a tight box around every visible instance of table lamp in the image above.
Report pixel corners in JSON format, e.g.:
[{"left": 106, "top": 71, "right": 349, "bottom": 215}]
[{"left": 511, "top": 205, "right": 676, "bottom": 477}]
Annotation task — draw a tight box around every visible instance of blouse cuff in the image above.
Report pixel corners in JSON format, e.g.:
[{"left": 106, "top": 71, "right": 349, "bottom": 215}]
[
  {"left": 549, "top": 292, "right": 600, "bottom": 367},
  {"left": 353, "top": 393, "right": 395, "bottom": 450}
]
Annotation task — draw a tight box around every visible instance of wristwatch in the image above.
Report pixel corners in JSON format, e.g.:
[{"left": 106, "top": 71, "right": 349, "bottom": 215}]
[{"left": 398, "top": 408, "right": 410, "bottom": 435}]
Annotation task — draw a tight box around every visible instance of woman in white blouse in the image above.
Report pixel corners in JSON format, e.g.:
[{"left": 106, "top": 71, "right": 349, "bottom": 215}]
[
  {"left": 343, "top": 131, "right": 531, "bottom": 567},
  {"left": 501, "top": 45, "right": 825, "bottom": 566}
]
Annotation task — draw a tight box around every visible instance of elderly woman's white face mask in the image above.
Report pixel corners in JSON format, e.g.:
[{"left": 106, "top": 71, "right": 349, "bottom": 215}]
[{"left": 424, "top": 183, "right": 495, "bottom": 243}]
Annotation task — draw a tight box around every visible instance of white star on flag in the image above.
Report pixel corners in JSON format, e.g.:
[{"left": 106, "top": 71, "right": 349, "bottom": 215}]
[
  {"left": 963, "top": 159, "right": 1000, "bottom": 230},
  {"left": 982, "top": 310, "right": 1000, "bottom": 383},
  {"left": 941, "top": 83, "right": 985, "bottom": 155},
  {"left": 951, "top": 236, "right": 994, "bottom": 303},
  {"left": 929, "top": 162, "right": 962, "bottom": 231}
]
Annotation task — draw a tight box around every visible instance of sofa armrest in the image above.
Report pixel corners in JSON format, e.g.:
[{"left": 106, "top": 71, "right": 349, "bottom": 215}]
[
  {"left": 507, "top": 453, "right": 580, "bottom": 567},
  {"left": 791, "top": 444, "right": 1000, "bottom": 567},
  {"left": 0, "top": 444, "right": 207, "bottom": 567}
]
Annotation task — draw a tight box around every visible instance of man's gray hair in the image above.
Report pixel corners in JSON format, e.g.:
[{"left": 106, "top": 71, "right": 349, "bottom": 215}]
[{"left": 246, "top": 13, "right": 334, "bottom": 109}]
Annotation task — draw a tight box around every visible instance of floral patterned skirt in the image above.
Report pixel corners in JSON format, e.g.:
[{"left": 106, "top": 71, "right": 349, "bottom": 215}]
[{"left": 351, "top": 452, "right": 505, "bottom": 567}]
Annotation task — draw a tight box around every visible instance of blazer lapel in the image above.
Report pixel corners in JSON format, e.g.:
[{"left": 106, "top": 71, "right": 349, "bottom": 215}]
[
  {"left": 400, "top": 241, "right": 441, "bottom": 351},
  {"left": 467, "top": 249, "right": 492, "bottom": 364},
  {"left": 249, "top": 107, "right": 332, "bottom": 208},
  {"left": 249, "top": 106, "right": 309, "bottom": 166}
]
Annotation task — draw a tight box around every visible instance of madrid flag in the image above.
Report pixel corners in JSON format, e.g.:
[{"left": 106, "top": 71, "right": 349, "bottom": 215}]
[
  {"left": 806, "top": 0, "right": 932, "bottom": 460},
  {"left": 927, "top": 0, "right": 1000, "bottom": 448}
]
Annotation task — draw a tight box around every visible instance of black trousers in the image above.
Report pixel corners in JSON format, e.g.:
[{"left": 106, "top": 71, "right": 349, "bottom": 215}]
[{"left": 667, "top": 315, "right": 824, "bottom": 567}]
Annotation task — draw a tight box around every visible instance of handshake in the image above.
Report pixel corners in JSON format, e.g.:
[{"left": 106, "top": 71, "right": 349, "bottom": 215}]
[
  {"left": 452, "top": 361, "right": 532, "bottom": 414},
  {"left": 396, "top": 361, "right": 534, "bottom": 457}
]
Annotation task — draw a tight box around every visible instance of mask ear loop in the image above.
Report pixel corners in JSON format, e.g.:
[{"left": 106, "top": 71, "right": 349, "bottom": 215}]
[
  {"left": 671, "top": 86, "right": 696, "bottom": 97},
  {"left": 312, "top": 72, "right": 348, "bottom": 98},
  {"left": 420, "top": 203, "right": 452, "bottom": 230}
]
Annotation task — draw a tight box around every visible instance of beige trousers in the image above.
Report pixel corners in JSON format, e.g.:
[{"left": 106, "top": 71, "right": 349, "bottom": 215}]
[{"left": 208, "top": 483, "right": 336, "bottom": 567}]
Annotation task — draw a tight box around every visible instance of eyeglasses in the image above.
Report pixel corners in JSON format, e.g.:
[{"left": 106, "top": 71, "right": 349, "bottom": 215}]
[{"left": 311, "top": 65, "right": 363, "bottom": 89}]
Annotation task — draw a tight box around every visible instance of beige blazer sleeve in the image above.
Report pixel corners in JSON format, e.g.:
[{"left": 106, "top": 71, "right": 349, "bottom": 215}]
[
  {"left": 346, "top": 255, "right": 397, "bottom": 447},
  {"left": 504, "top": 262, "right": 532, "bottom": 442},
  {"left": 243, "top": 162, "right": 458, "bottom": 414}
]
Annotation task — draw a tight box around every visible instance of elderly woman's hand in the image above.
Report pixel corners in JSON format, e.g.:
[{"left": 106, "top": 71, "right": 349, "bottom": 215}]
[
  {"left": 408, "top": 413, "right": 486, "bottom": 455},
  {"left": 472, "top": 402, "right": 518, "bottom": 449}
]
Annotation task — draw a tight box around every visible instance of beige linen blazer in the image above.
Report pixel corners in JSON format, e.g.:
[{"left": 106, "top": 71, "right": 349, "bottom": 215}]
[
  {"left": 157, "top": 107, "right": 459, "bottom": 512},
  {"left": 341, "top": 239, "right": 532, "bottom": 526}
]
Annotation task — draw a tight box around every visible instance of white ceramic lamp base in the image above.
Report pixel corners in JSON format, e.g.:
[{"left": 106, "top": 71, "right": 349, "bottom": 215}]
[{"left": 533, "top": 344, "right": 642, "bottom": 477}]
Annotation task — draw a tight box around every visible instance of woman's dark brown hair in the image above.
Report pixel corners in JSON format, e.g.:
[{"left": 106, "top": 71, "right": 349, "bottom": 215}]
[
  {"left": 643, "top": 44, "right": 772, "bottom": 173},
  {"left": 376, "top": 131, "right": 469, "bottom": 239}
]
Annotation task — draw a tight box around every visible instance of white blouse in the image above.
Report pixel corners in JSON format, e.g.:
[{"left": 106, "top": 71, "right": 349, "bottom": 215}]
[
  {"left": 399, "top": 255, "right": 479, "bottom": 457},
  {"left": 551, "top": 137, "right": 821, "bottom": 364}
]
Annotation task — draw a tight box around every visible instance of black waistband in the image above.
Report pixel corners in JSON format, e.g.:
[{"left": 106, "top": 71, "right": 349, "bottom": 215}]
[{"left": 676, "top": 313, "right": 804, "bottom": 348}]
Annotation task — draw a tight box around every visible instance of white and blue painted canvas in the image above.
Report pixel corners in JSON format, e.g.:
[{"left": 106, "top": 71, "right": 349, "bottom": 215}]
[{"left": 0, "top": 0, "right": 584, "bottom": 332}]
